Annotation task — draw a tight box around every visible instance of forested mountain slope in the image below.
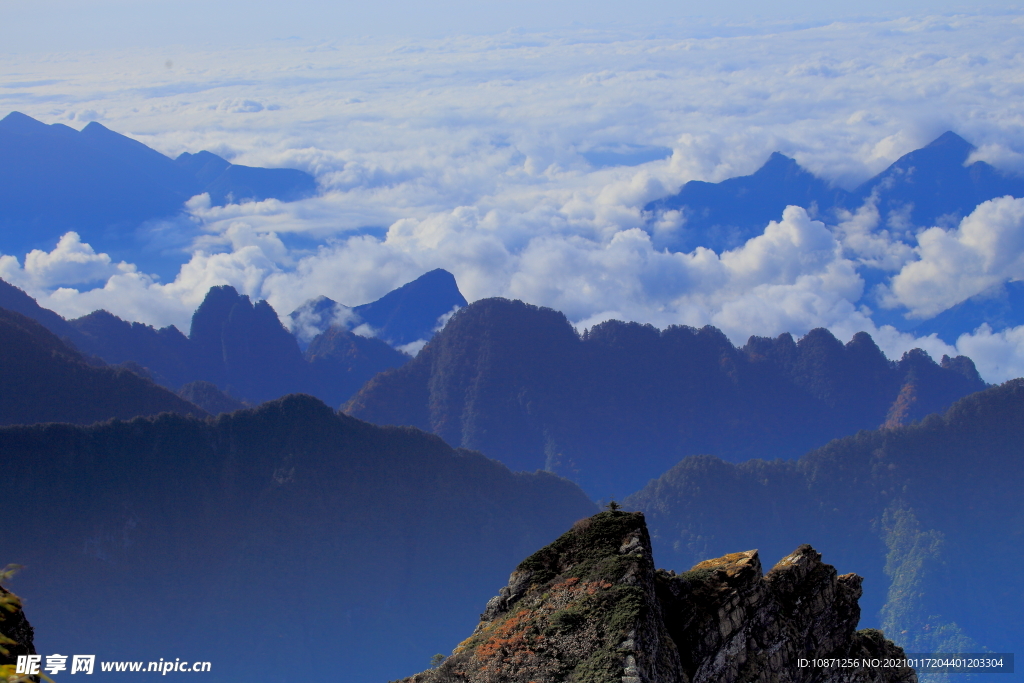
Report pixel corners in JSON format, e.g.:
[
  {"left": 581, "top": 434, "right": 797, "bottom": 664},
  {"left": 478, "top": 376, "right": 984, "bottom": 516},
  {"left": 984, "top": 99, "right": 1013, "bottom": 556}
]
[
  {"left": 0, "top": 307, "right": 206, "bottom": 425},
  {"left": 345, "top": 297, "right": 986, "bottom": 498},
  {"left": 624, "top": 379, "right": 1024, "bottom": 667},
  {"left": 0, "top": 395, "right": 597, "bottom": 682}
]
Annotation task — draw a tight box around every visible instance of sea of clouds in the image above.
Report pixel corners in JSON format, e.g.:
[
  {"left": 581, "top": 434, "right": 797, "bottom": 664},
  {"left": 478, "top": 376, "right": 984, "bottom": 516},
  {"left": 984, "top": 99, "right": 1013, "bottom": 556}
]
[{"left": 3, "top": 11, "right": 1024, "bottom": 381}]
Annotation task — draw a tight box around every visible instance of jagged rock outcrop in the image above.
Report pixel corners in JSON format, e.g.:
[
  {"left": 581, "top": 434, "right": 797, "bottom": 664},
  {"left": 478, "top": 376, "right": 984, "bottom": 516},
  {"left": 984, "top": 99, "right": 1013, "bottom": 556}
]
[{"left": 403, "top": 511, "right": 915, "bottom": 683}]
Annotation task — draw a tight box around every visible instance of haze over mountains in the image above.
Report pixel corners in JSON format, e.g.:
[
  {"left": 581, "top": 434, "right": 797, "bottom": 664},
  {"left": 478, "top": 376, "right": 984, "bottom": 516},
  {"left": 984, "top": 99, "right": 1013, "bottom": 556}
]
[
  {"left": 0, "top": 111, "right": 316, "bottom": 273},
  {"left": 4, "top": 18, "right": 1024, "bottom": 682},
  {"left": 346, "top": 297, "right": 985, "bottom": 499},
  {"left": 625, "top": 379, "right": 1024, "bottom": 669},
  {"left": 0, "top": 269, "right": 465, "bottom": 409},
  {"left": 0, "top": 307, "right": 206, "bottom": 425},
  {"left": 1, "top": 363, "right": 1017, "bottom": 680},
  {"left": 1, "top": 395, "right": 597, "bottom": 682}
]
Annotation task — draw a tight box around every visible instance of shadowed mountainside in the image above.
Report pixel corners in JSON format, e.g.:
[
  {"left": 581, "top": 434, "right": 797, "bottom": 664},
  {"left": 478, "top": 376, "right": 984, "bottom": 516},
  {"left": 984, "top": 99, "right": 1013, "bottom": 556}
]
[
  {"left": 0, "top": 394, "right": 598, "bottom": 682},
  {"left": 911, "top": 280, "right": 1024, "bottom": 343},
  {"left": 345, "top": 298, "right": 986, "bottom": 499},
  {"left": 0, "top": 307, "right": 207, "bottom": 425},
  {"left": 624, "top": 378, "right": 1024, "bottom": 667}
]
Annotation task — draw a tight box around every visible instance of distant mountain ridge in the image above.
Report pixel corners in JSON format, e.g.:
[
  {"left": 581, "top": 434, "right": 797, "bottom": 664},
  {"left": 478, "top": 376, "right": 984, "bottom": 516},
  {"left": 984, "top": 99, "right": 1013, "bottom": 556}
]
[
  {"left": 0, "top": 394, "right": 597, "bottom": 682},
  {"left": 288, "top": 268, "right": 468, "bottom": 349},
  {"left": 0, "top": 269, "right": 466, "bottom": 408},
  {"left": 0, "top": 111, "right": 316, "bottom": 265},
  {"left": 345, "top": 297, "right": 986, "bottom": 499},
  {"left": 62, "top": 285, "right": 409, "bottom": 406},
  {"left": 645, "top": 131, "right": 1024, "bottom": 253},
  {"left": 0, "top": 307, "right": 206, "bottom": 425},
  {"left": 625, "top": 378, "right": 1024, "bottom": 669}
]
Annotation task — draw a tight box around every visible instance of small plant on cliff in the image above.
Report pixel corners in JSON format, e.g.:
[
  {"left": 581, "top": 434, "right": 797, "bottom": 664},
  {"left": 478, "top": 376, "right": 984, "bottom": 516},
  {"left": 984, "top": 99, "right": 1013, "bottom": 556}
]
[
  {"left": 1, "top": 563, "right": 56, "bottom": 683},
  {"left": 605, "top": 501, "right": 621, "bottom": 511},
  {"left": 430, "top": 653, "right": 446, "bottom": 669},
  {"left": 678, "top": 567, "right": 717, "bottom": 584}
]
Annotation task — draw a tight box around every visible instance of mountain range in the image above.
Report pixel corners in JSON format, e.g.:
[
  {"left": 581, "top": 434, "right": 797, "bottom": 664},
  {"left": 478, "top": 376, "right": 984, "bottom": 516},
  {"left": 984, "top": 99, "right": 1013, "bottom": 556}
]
[
  {"left": 2, "top": 119, "right": 1023, "bottom": 681},
  {"left": 0, "top": 395, "right": 597, "bottom": 682},
  {"left": 0, "top": 307, "right": 206, "bottom": 425},
  {"left": 0, "top": 111, "right": 316, "bottom": 273},
  {"left": 0, "top": 268, "right": 465, "bottom": 409},
  {"left": 625, "top": 378, "right": 1024, "bottom": 669},
  {"left": 4, "top": 115, "right": 1022, "bottom": 340},
  {"left": 4, "top": 379, "right": 1019, "bottom": 681},
  {"left": 345, "top": 297, "right": 986, "bottom": 499},
  {"left": 645, "top": 131, "right": 1024, "bottom": 254},
  {"left": 645, "top": 131, "right": 1024, "bottom": 339},
  {"left": 289, "top": 268, "right": 468, "bottom": 349}
]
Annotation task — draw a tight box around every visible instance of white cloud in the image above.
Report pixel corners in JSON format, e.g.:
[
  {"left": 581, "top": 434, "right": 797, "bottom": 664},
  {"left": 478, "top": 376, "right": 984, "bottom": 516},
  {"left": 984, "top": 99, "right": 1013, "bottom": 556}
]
[
  {"left": 4, "top": 14, "right": 1024, "bottom": 382},
  {"left": 396, "top": 339, "right": 428, "bottom": 356},
  {"left": 834, "top": 195, "right": 917, "bottom": 271},
  {"left": 217, "top": 99, "right": 265, "bottom": 114},
  {"left": 955, "top": 324, "right": 1024, "bottom": 383},
  {"left": 882, "top": 196, "right": 1024, "bottom": 318},
  {"left": 288, "top": 298, "right": 358, "bottom": 342},
  {"left": 967, "top": 144, "right": 1024, "bottom": 175},
  {"left": 0, "top": 232, "right": 129, "bottom": 290}
]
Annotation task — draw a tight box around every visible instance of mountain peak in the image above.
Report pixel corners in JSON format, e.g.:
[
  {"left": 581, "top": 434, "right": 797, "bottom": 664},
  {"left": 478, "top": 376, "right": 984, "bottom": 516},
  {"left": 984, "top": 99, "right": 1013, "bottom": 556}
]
[
  {"left": 924, "top": 130, "right": 974, "bottom": 154},
  {"left": 352, "top": 268, "right": 468, "bottom": 346},
  {"left": 403, "top": 511, "right": 915, "bottom": 683},
  {"left": 758, "top": 151, "right": 800, "bottom": 172},
  {"left": 0, "top": 110, "right": 44, "bottom": 131},
  {"left": 80, "top": 120, "right": 111, "bottom": 133}
]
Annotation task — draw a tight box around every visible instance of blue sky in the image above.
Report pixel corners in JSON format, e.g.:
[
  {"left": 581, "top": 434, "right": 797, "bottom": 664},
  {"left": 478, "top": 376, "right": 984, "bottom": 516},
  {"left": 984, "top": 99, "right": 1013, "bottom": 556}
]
[{"left": 4, "top": 3, "right": 1024, "bottom": 381}]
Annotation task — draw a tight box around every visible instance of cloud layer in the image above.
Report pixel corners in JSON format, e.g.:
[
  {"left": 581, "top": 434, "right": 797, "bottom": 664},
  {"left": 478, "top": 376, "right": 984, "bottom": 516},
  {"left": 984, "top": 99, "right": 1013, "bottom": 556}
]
[{"left": 4, "top": 13, "right": 1024, "bottom": 382}]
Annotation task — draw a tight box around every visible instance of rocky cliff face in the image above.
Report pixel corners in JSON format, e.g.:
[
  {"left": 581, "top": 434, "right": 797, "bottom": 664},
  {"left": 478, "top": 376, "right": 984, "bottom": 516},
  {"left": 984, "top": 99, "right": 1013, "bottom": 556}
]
[{"left": 402, "top": 511, "right": 915, "bottom": 683}]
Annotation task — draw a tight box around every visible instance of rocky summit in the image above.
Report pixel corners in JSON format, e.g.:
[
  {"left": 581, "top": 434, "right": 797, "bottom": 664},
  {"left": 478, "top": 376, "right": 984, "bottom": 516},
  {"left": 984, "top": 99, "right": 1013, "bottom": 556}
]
[{"left": 402, "top": 511, "right": 916, "bottom": 683}]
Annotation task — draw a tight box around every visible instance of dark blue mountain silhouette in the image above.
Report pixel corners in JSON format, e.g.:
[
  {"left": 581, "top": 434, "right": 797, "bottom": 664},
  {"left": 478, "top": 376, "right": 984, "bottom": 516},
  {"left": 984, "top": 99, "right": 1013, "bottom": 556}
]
[
  {"left": 346, "top": 297, "right": 986, "bottom": 499},
  {"left": 0, "top": 276, "right": 410, "bottom": 407},
  {"left": 645, "top": 152, "right": 850, "bottom": 252},
  {"left": 175, "top": 150, "right": 316, "bottom": 205},
  {"left": 353, "top": 268, "right": 468, "bottom": 346},
  {"left": 0, "top": 306, "right": 207, "bottom": 425},
  {"left": 0, "top": 276, "right": 86, "bottom": 346},
  {"left": 851, "top": 131, "right": 1024, "bottom": 229},
  {"left": 0, "top": 111, "right": 316, "bottom": 267},
  {"left": 2, "top": 394, "right": 596, "bottom": 681},
  {"left": 289, "top": 268, "right": 468, "bottom": 348},
  {"left": 645, "top": 131, "right": 1024, "bottom": 253}
]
